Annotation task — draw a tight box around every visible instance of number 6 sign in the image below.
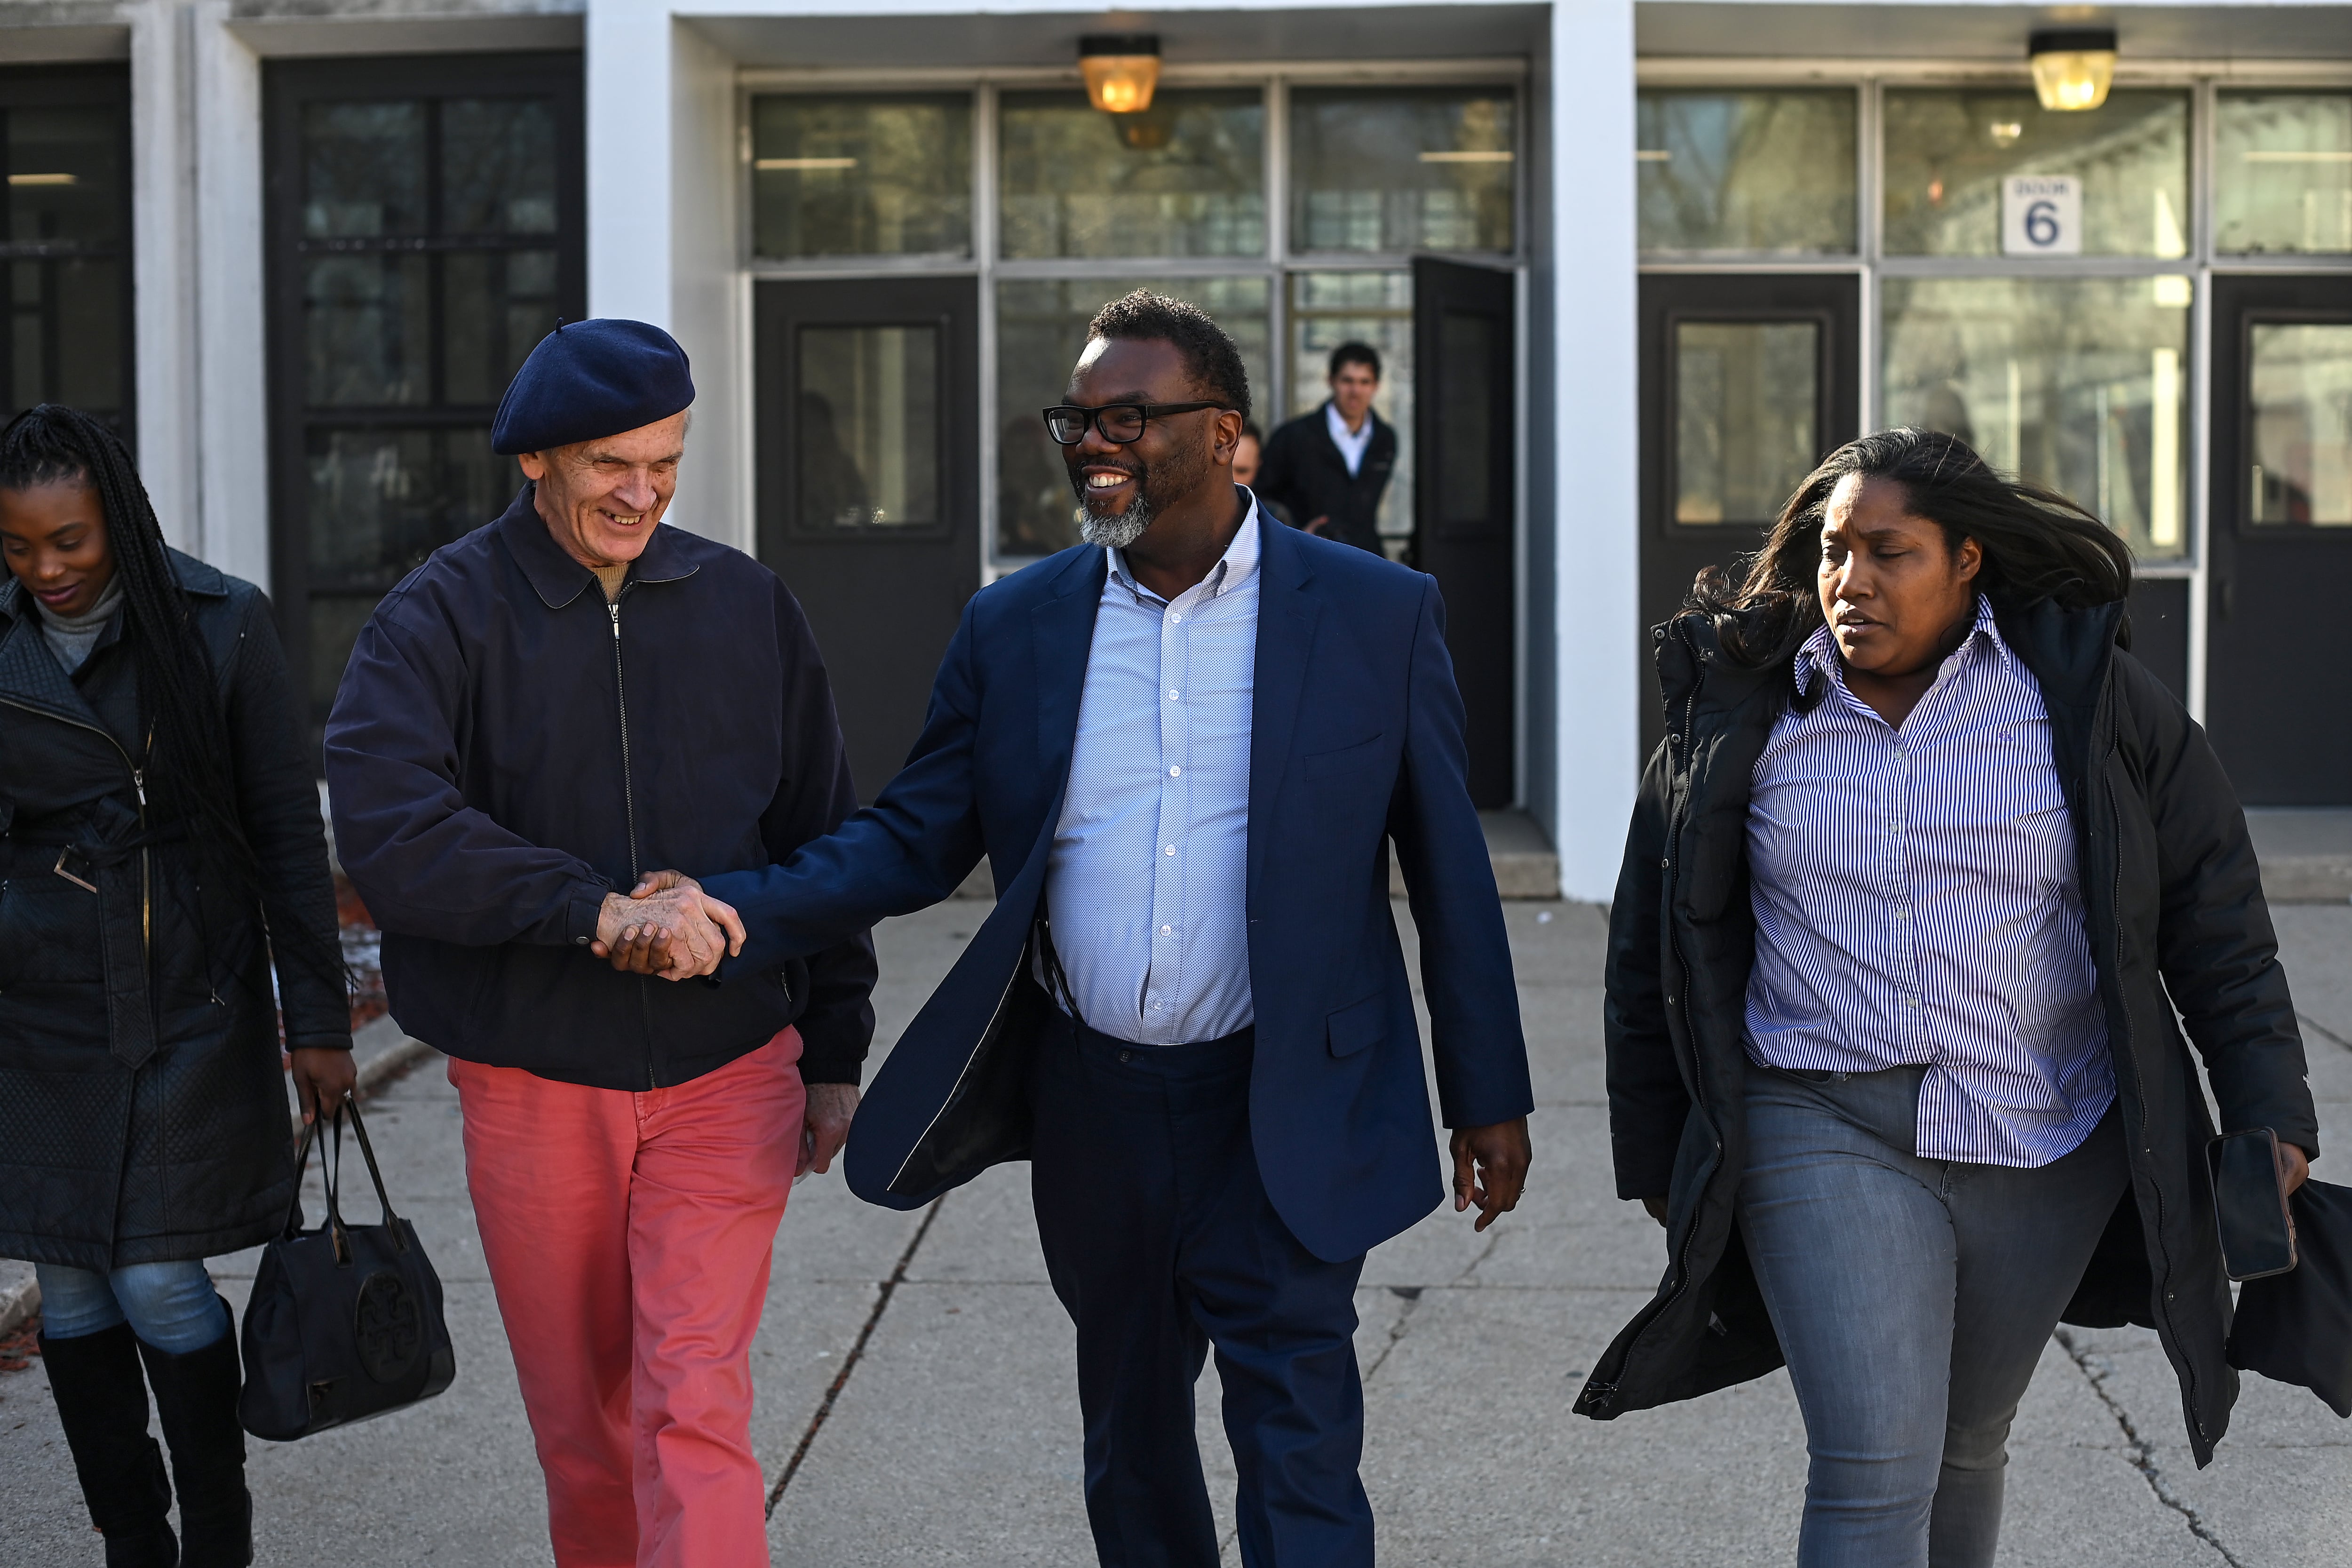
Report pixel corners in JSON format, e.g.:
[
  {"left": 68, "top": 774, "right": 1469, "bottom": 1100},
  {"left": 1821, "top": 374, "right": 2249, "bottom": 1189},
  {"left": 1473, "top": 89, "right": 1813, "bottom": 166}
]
[{"left": 2002, "top": 175, "right": 2082, "bottom": 255}]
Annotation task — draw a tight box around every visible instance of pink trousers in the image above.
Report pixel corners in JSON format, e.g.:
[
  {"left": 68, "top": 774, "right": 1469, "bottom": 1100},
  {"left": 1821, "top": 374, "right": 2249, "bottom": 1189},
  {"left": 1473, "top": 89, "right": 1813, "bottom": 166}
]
[{"left": 449, "top": 1030, "right": 804, "bottom": 1568}]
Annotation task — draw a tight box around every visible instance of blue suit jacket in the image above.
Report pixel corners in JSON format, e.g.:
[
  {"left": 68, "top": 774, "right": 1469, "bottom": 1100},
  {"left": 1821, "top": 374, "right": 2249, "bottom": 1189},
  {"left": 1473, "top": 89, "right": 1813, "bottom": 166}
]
[{"left": 704, "top": 508, "right": 1532, "bottom": 1262}]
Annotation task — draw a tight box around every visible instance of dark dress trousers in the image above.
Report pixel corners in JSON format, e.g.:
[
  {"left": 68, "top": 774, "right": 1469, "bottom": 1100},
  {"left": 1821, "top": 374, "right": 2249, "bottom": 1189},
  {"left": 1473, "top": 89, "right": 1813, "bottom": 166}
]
[
  {"left": 1253, "top": 405, "right": 1397, "bottom": 556},
  {"left": 701, "top": 512, "right": 1530, "bottom": 1566}
]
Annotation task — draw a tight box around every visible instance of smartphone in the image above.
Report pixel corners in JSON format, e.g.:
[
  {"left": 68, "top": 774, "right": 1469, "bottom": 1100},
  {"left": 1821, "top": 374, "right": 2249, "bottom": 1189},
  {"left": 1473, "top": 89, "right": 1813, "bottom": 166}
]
[{"left": 2209, "top": 1127, "right": 2299, "bottom": 1281}]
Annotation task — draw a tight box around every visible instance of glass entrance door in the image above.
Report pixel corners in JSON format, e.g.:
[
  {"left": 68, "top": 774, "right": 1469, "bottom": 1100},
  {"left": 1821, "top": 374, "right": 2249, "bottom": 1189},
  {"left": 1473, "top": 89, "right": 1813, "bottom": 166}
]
[
  {"left": 755, "top": 275, "right": 979, "bottom": 801},
  {"left": 2208, "top": 276, "right": 2352, "bottom": 805},
  {"left": 1637, "top": 273, "right": 1859, "bottom": 754}
]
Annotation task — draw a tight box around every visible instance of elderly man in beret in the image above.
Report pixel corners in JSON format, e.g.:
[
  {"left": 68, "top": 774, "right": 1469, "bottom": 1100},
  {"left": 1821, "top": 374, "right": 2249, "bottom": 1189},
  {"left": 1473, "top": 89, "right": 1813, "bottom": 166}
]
[{"left": 325, "top": 319, "right": 875, "bottom": 1567}]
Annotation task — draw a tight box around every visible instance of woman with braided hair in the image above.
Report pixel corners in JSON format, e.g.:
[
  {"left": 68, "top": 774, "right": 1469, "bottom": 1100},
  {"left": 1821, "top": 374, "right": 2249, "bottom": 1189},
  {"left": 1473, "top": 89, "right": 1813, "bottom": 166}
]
[{"left": 0, "top": 403, "right": 351, "bottom": 1567}]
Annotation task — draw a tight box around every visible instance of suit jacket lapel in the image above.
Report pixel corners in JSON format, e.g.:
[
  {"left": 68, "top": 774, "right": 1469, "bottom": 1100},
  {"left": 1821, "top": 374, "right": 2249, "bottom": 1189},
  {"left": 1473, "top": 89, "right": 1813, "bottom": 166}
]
[
  {"left": 1248, "top": 509, "right": 1320, "bottom": 900},
  {"left": 1032, "top": 546, "right": 1108, "bottom": 785}
]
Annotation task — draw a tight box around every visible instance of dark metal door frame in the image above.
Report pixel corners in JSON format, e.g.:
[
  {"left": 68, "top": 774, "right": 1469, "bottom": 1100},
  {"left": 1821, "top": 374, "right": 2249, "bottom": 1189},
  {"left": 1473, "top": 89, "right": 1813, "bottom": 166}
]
[
  {"left": 755, "top": 275, "right": 980, "bottom": 801},
  {"left": 2206, "top": 273, "right": 2352, "bottom": 805},
  {"left": 1412, "top": 255, "right": 1518, "bottom": 811},
  {"left": 1638, "top": 272, "right": 1860, "bottom": 755}
]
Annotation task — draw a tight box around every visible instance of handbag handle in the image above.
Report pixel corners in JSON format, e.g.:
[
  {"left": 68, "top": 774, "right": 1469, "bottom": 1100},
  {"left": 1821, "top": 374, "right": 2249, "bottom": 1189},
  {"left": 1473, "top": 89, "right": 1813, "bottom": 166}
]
[{"left": 340, "top": 1095, "right": 405, "bottom": 1236}]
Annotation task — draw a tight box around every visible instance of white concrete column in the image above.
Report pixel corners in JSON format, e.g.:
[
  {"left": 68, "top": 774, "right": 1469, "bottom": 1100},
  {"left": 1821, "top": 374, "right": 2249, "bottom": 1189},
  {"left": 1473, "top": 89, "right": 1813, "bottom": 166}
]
[
  {"left": 585, "top": 0, "right": 675, "bottom": 325},
  {"left": 128, "top": 0, "right": 198, "bottom": 552},
  {"left": 668, "top": 17, "right": 752, "bottom": 551},
  {"left": 1548, "top": 0, "right": 1640, "bottom": 901},
  {"left": 190, "top": 1, "right": 270, "bottom": 589}
]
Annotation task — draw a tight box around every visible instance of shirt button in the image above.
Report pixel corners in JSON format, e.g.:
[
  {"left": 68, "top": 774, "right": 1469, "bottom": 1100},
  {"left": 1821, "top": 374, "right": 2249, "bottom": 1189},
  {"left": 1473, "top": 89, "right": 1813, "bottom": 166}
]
[
  {"left": 1169, "top": 765, "right": 1181, "bottom": 777},
  {"left": 1164, "top": 844, "right": 1176, "bottom": 856},
  {"left": 1151, "top": 999, "right": 1163, "bottom": 1011},
  {"left": 1160, "top": 924, "right": 1173, "bottom": 936},
  {"left": 1167, "top": 689, "right": 1179, "bottom": 700},
  {"left": 1171, "top": 613, "right": 1181, "bottom": 624}
]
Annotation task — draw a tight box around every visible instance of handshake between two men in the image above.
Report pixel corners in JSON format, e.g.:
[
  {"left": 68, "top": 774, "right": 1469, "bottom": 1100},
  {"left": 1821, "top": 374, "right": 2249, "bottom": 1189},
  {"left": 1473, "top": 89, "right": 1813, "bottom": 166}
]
[{"left": 588, "top": 868, "right": 857, "bottom": 1178}]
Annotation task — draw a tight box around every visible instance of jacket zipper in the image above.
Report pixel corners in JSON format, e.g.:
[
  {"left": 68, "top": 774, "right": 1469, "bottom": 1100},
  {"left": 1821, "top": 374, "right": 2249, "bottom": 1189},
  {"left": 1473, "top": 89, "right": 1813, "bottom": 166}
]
[
  {"left": 608, "top": 595, "right": 657, "bottom": 1090},
  {"left": 0, "top": 697, "right": 154, "bottom": 959}
]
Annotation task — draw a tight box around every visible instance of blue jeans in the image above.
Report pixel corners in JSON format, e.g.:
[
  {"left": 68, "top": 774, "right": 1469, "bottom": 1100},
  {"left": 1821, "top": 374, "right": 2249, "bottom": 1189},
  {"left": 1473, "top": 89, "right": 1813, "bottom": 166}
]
[
  {"left": 34, "top": 1260, "right": 230, "bottom": 1354},
  {"left": 1738, "top": 1064, "right": 2127, "bottom": 1568}
]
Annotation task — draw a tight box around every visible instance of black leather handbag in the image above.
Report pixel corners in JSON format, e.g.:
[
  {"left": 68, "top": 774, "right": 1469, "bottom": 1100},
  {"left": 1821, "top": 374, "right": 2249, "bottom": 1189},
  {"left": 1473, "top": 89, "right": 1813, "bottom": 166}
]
[{"left": 238, "top": 1098, "right": 456, "bottom": 1441}]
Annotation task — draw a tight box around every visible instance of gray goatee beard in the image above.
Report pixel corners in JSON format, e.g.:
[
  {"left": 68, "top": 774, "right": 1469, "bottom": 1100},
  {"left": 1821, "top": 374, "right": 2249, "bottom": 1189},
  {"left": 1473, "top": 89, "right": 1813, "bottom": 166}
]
[{"left": 1076, "top": 493, "right": 1153, "bottom": 550}]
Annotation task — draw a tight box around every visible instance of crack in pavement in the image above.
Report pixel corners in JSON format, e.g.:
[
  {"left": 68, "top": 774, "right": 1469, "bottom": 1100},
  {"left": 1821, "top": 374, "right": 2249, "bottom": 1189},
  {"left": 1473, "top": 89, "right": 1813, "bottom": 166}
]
[
  {"left": 2053, "top": 1327, "right": 2245, "bottom": 1567},
  {"left": 2298, "top": 1011, "right": 2352, "bottom": 1055},
  {"left": 766, "top": 1196, "right": 946, "bottom": 1518}
]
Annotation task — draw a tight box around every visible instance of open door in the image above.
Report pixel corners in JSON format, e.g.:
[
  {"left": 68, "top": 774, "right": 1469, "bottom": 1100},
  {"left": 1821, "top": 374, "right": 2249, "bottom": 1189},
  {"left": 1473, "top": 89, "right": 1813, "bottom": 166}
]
[
  {"left": 1413, "top": 256, "right": 1517, "bottom": 810},
  {"left": 756, "top": 276, "right": 980, "bottom": 801}
]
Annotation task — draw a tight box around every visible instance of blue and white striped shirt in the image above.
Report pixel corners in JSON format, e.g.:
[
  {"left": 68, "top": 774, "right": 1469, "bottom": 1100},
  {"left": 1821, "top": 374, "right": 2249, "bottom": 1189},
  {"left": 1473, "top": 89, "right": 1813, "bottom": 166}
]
[
  {"left": 1744, "top": 598, "right": 2114, "bottom": 1168},
  {"left": 1041, "top": 501, "right": 1261, "bottom": 1045}
]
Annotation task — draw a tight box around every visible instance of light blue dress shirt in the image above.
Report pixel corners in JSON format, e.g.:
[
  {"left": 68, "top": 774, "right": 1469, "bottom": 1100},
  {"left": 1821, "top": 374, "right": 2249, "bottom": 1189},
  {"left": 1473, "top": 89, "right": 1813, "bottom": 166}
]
[
  {"left": 1042, "top": 499, "right": 1261, "bottom": 1045},
  {"left": 1743, "top": 598, "right": 2114, "bottom": 1168}
]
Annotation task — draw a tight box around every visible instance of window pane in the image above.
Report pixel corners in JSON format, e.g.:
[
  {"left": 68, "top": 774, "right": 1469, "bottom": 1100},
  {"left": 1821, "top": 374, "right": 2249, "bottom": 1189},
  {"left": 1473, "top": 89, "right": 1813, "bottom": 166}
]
[
  {"left": 305, "top": 425, "right": 506, "bottom": 590},
  {"left": 6, "top": 105, "right": 125, "bottom": 247},
  {"left": 9, "top": 256, "right": 122, "bottom": 418},
  {"left": 1883, "top": 89, "right": 2188, "bottom": 258},
  {"left": 1637, "top": 90, "right": 1855, "bottom": 254},
  {"left": 999, "top": 90, "right": 1263, "bottom": 260},
  {"left": 302, "top": 101, "right": 426, "bottom": 238},
  {"left": 444, "top": 249, "right": 559, "bottom": 405},
  {"left": 796, "top": 324, "right": 940, "bottom": 531},
  {"left": 751, "top": 95, "right": 972, "bottom": 260},
  {"left": 1289, "top": 271, "right": 1413, "bottom": 540},
  {"left": 442, "top": 99, "right": 558, "bottom": 234},
  {"left": 1881, "top": 277, "right": 2190, "bottom": 558},
  {"left": 304, "top": 255, "right": 430, "bottom": 406},
  {"left": 1675, "top": 321, "right": 1818, "bottom": 524},
  {"left": 2249, "top": 324, "right": 2352, "bottom": 526},
  {"left": 1290, "top": 87, "right": 1514, "bottom": 254},
  {"left": 994, "top": 277, "right": 1270, "bottom": 555},
  {"left": 2217, "top": 93, "right": 2352, "bottom": 256}
]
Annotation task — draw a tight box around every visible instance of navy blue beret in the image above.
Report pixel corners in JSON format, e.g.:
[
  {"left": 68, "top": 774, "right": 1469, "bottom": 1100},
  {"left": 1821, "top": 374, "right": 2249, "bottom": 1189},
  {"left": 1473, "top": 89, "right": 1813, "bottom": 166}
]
[{"left": 490, "top": 318, "right": 695, "bottom": 455}]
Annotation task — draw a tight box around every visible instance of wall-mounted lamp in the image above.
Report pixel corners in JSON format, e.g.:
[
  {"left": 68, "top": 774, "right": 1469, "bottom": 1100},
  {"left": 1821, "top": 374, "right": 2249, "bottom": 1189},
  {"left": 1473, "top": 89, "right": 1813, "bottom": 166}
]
[
  {"left": 2029, "top": 29, "right": 2117, "bottom": 112},
  {"left": 1080, "top": 34, "right": 1160, "bottom": 115}
]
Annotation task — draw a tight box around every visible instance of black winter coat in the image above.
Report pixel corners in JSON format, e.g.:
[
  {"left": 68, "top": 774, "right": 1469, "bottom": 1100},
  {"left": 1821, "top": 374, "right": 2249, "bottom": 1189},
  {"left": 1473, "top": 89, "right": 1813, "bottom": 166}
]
[
  {"left": 324, "top": 488, "right": 876, "bottom": 1091},
  {"left": 1577, "top": 597, "right": 2320, "bottom": 1465},
  {"left": 0, "top": 557, "right": 349, "bottom": 1270},
  {"left": 1254, "top": 405, "right": 1397, "bottom": 556}
]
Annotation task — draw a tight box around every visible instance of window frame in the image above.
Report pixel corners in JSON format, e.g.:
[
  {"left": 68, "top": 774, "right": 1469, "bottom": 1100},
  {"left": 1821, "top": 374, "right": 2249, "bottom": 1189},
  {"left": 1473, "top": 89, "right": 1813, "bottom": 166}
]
[
  {"left": 0, "top": 62, "right": 135, "bottom": 439},
  {"left": 262, "top": 50, "right": 587, "bottom": 765},
  {"left": 737, "top": 62, "right": 1528, "bottom": 574}
]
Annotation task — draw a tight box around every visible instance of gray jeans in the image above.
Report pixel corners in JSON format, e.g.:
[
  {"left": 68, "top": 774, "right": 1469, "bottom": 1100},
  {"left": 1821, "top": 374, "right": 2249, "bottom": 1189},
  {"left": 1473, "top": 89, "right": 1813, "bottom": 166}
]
[{"left": 1737, "top": 1064, "right": 2128, "bottom": 1568}]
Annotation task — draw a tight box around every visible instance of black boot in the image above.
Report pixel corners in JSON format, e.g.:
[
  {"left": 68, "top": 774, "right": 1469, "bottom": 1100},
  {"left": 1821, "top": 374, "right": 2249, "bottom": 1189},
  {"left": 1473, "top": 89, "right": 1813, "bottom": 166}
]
[
  {"left": 136, "top": 1303, "right": 252, "bottom": 1568},
  {"left": 39, "top": 1320, "right": 181, "bottom": 1568}
]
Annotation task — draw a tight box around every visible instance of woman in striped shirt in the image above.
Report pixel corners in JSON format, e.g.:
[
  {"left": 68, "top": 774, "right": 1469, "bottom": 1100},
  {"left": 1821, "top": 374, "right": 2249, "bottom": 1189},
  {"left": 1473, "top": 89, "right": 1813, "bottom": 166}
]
[{"left": 1578, "top": 428, "right": 2318, "bottom": 1568}]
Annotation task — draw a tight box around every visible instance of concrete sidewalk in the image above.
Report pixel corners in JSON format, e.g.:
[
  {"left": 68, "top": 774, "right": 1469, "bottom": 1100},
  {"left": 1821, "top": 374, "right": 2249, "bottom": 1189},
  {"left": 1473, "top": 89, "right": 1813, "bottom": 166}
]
[{"left": 3, "top": 901, "right": 2348, "bottom": 1567}]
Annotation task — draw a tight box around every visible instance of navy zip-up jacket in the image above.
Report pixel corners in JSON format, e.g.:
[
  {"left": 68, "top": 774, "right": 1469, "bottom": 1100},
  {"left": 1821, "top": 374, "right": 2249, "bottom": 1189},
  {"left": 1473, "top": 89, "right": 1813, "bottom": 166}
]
[{"left": 324, "top": 486, "right": 876, "bottom": 1090}]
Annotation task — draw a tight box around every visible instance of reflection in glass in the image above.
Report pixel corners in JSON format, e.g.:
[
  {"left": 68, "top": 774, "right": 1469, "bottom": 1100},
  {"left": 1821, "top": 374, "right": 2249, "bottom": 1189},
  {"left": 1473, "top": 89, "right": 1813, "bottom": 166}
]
[
  {"left": 442, "top": 100, "right": 558, "bottom": 234},
  {"left": 1637, "top": 91, "right": 1855, "bottom": 254},
  {"left": 2216, "top": 94, "right": 2352, "bottom": 255},
  {"left": 1881, "top": 277, "right": 2189, "bottom": 557},
  {"left": 994, "top": 277, "right": 1270, "bottom": 555},
  {"left": 1289, "top": 271, "right": 1414, "bottom": 539},
  {"left": 1883, "top": 89, "right": 2188, "bottom": 257},
  {"left": 751, "top": 96, "right": 972, "bottom": 260},
  {"left": 1000, "top": 90, "right": 1263, "bottom": 260},
  {"left": 1675, "top": 322, "right": 1818, "bottom": 524},
  {"left": 444, "top": 250, "right": 559, "bottom": 404},
  {"left": 2249, "top": 325, "right": 2352, "bottom": 526},
  {"left": 7, "top": 106, "right": 124, "bottom": 246},
  {"left": 796, "top": 325, "right": 940, "bottom": 530},
  {"left": 1290, "top": 88, "right": 1514, "bottom": 254},
  {"left": 305, "top": 425, "right": 506, "bottom": 589},
  {"left": 304, "top": 255, "right": 430, "bottom": 406},
  {"left": 302, "top": 101, "right": 426, "bottom": 238}
]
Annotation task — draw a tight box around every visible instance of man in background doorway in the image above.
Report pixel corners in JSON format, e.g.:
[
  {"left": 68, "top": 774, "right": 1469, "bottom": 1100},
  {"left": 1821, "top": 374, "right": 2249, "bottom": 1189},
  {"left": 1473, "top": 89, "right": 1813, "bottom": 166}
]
[{"left": 1255, "top": 342, "right": 1396, "bottom": 554}]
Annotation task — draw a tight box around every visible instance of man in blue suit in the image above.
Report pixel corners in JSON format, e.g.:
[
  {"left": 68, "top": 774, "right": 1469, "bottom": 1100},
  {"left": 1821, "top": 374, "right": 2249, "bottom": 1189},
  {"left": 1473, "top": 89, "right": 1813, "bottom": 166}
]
[{"left": 629, "top": 290, "right": 1532, "bottom": 1566}]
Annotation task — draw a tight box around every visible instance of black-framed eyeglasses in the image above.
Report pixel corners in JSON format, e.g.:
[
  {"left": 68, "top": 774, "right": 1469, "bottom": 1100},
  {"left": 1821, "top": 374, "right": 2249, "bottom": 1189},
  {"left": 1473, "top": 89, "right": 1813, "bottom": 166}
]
[{"left": 1041, "top": 401, "right": 1232, "bottom": 446}]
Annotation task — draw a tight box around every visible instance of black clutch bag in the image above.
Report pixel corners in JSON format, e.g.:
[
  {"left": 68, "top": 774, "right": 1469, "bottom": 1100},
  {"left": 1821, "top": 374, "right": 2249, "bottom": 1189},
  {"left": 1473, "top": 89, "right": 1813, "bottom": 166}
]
[{"left": 238, "top": 1098, "right": 456, "bottom": 1441}]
